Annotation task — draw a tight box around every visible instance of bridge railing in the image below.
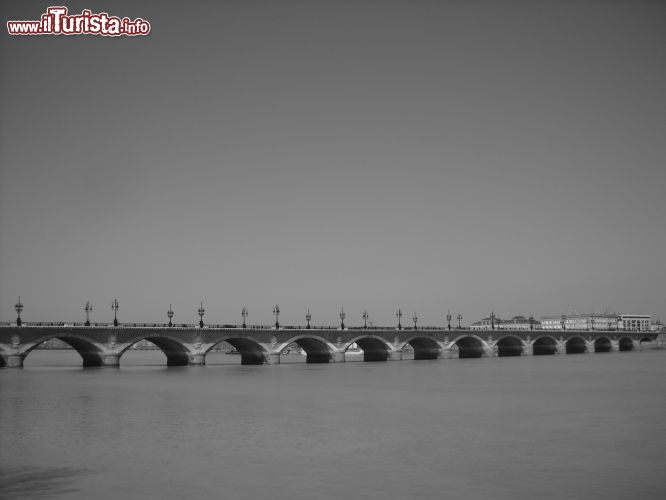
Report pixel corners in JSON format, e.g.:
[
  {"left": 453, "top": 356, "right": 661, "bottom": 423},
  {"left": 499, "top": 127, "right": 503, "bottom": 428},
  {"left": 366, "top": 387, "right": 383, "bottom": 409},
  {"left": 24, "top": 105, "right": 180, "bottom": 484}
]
[{"left": 0, "top": 321, "right": 652, "bottom": 333}]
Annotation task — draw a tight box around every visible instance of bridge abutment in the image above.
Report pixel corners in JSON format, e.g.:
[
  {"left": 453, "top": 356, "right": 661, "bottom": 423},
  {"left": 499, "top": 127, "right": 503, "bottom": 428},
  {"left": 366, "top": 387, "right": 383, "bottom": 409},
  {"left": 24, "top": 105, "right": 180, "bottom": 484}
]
[
  {"left": 332, "top": 351, "right": 345, "bottom": 362},
  {"left": 610, "top": 340, "right": 620, "bottom": 352},
  {"left": 521, "top": 344, "right": 533, "bottom": 356},
  {"left": 556, "top": 343, "right": 567, "bottom": 355}
]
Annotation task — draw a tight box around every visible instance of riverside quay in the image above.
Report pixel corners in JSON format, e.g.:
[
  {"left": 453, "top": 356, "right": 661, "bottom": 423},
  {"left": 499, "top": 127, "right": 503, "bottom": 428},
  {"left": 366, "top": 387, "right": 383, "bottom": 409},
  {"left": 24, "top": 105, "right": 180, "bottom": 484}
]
[{"left": 0, "top": 323, "right": 658, "bottom": 368}]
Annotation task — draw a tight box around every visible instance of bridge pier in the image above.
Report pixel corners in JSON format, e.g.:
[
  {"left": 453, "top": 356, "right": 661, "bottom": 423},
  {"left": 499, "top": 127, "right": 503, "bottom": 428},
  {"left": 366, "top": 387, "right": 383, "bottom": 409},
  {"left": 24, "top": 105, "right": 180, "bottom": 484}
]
[
  {"left": 556, "top": 343, "right": 567, "bottom": 355},
  {"left": 610, "top": 340, "right": 620, "bottom": 352},
  {"left": 264, "top": 353, "right": 280, "bottom": 365},
  {"left": 483, "top": 344, "right": 496, "bottom": 357},
  {"left": 521, "top": 344, "right": 533, "bottom": 356},
  {"left": 188, "top": 354, "right": 206, "bottom": 366},
  {"left": 440, "top": 346, "right": 455, "bottom": 359},
  {"left": 388, "top": 350, "right": 402, "bottom": 361},
  {"left": 332, "top": 351, "right": 345, "bottom": 363},
  {"left": 102, "top": 354, "right": 120, "bottom": 367},
  {"left": 6, "top": 354, "right": 25, "bottom": 368}
]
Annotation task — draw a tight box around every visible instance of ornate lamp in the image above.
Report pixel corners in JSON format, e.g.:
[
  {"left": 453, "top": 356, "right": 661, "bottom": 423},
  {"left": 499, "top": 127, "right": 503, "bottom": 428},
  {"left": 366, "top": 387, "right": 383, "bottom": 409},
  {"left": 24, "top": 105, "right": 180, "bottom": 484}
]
[
  {"left": 413, "top": 313, "right": 418, "bottom": 330},
  {"left": 561, "top": 314, "right": 566, "bottom": 331},
  {"left": 447, "top": 310, "right": 452, "bottom": 330},
  {"left": 167, "top": 304, "right": 174, "bottom": 327},
  {"left": 306, "top": 309, "right": 311, "bottom": 329},
  {"left": 396, "top": 309, "right": 402, "bottom": 330},
  {"left": 362, "top": 310, "right": 368, "bottom": 329},
  {"left": 528, "top": 313, "right": 534, "bottom": 331},
  {"left": 273, "top": 305, "right": 280, "bottom": 329},
  {"left": 241, "top": 307, "right": 248, "bottom": 329},
  {"left": 339, "top": 307, "right": 346, "bottom": 330},
  {"left": 457, "top": 313, "right": 463, "bottom": 329},
  {"left": 198, "top": 302, "right": 205, "bottom": 328},
  {"left": 84, "top": 301, "right": 93, "bottom": 326},
  {"left": 15, "top": 297, "right": 23, "bottom": 326},
  {"left": 111, "top": 298, "right": 119, "bottom": 327},
  {"left": 490, "top": 311, "right": 495, "bottom": 330}
]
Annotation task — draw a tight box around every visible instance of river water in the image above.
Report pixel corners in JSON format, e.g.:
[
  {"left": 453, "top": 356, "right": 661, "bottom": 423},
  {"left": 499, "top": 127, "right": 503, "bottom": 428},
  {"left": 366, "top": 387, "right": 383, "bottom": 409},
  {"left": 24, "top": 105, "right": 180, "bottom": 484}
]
[{"left": 1, "top": 349, "right": 665, "bottom": 500}]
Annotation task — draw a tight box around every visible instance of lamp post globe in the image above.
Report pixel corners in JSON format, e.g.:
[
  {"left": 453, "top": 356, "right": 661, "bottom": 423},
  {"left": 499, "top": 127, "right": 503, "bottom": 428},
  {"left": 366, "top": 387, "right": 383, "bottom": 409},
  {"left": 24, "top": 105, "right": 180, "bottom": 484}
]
[
  {"left": 305, "top": 309, "right": 312, "bottom": 329},
  {"left": 362, "top": 310, "right": 368, "bottom": 329},
  {"left": 167, "top": 304, "right": 174, "bottom": 327},
  {"left": 490, "top": 311, "right": 495, "bottom": 330},
  {"left": 339, "top": 307, "right": 346, "bottom": 330},
  {"left": 446, "top": 310, "right": 452, "bottom": 330},
  {"left": 413, "top": 313, "right": 418, "bottom": 330},
  {"left": 528, "top": 313, "right": 534, "bottom": 331},
  {"left": 457, "top": 313, "right": 463, "bottom": 329},
  {"left": 396, "top": 309, "right": 402, "bottom": 330},
  {"left": 15, "top": 297, "right": 23, "bottom": 326}
]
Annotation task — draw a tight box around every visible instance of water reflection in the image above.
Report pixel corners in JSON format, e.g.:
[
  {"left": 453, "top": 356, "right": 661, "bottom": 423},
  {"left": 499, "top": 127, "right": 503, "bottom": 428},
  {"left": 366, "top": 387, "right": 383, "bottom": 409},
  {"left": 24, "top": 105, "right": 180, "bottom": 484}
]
[{"left": 0, "top": 466, "right": 90, "bottom": 498}]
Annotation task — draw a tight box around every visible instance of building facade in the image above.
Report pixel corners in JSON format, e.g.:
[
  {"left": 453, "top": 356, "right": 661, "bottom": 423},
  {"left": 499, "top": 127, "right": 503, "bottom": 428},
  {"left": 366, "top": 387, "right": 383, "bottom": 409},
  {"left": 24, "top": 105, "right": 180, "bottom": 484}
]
[{"left": 619, "top": 314, "right": 651, "bottom": 332}]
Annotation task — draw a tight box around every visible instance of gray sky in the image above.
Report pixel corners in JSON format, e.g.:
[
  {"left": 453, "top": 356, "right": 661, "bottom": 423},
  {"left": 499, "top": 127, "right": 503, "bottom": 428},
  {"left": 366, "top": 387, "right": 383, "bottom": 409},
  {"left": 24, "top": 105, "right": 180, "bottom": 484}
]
[{"left": 1, "top": 0, "right": 665, "bottom": 326}]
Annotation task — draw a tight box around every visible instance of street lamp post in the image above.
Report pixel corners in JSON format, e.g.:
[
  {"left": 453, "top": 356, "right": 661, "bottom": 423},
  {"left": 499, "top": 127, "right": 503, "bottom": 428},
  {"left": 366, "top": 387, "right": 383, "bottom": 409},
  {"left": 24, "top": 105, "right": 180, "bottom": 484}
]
[
  {"left": 339, "top": 308, "right": 346, "bottom": 329},
  {"left": 529, "top": 313, "right": 534, "bottom": 331},
  {"left": 413, "top": 313, "right": 418, "bottom": 330},
  {"left": 167, "top": 304, "right": 174, "bottom": 327},
  {"left": 273, "top": 305, "right": 280, "bottom": 329},
  {"left": 111, "top": 299, "right": 119, "bottom": 327},
  {"left": 396, "top": 309, "right": 402, "bottom": 330},
  {"left": 490, "top": 311, "right": 495, "bottom": 330},
  {"left": 306, "top": 309, "right": 311, "bottom": 329},
  {"left": 15, "top": 297, "right": 23, "bottom": 326},
  {"left": 457, "top": 313, "right": 463, "bottom": 329},
  {"left": 198, "top": 302, "right": 205, "bottom": 328},
  {"left": 84, "top": 301, "right": 93, "bottom": 326},
  {"left": 362, "top": 310, "right": 368, "bottom": 329},
  {"left": 241, "top": 307, "right": 248, "bottom": 329},
  {"left": 561, "top": 315, "right": 566, "bottom": 331},
  {"left": 590, "top": 317, "right": 595, "bottom": 331},
  {"left": 447, "top": 310, "right": 452, "bottom": 330}
]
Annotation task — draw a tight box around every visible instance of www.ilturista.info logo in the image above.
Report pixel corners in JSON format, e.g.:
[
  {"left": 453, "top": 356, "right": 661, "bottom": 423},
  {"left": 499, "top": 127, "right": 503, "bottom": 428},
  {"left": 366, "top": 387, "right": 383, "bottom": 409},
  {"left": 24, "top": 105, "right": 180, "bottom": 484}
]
[{"left": 7, "top": 6, "right": 151, "bottom": 36}]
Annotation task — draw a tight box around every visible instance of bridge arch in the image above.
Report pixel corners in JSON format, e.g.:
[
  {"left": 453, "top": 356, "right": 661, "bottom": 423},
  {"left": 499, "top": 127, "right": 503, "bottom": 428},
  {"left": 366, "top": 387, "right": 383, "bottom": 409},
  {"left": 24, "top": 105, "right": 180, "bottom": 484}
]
[
  {"left": 22, "top": 334, "right": 105, "bottom": 367},
  {"left": 275, "top": 335, "right": 336, "bottom": 363},
  {"left": 618, "top": 337, "right": 634, "bottom": 351},
  {"left": 0, "top": 347, "right": 6, "bottom": 367},
  {"left": 451, "top": 335, "right": 484, "bottom": 358},
  {"left": 496, "top": 335, "right": 523, "bottom": 357},
  {"left": 594, "top": 336, "right": 611, "bottom": 353},
  {"left": 566, "top": 336, "right": 586, "bottom": 354},
  {"left": 532, "top": 336, "right": 557, "bottom": 355},
  {"left": 206, "top": 337, "right": 267, "bottom": 365},
  {"left": 401, "top": 336, "right": 441, "bottom": 360},
  {"left": 345, "top": 335, "right": 392, "bottom": 362},
  {"left": 119, "top": 336, "right": 192, "bottom": 366}
]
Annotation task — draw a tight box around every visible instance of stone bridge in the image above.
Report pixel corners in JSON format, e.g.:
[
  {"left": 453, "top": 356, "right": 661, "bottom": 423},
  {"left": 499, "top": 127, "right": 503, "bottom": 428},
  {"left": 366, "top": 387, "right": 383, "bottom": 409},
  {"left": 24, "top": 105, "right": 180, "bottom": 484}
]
[{"left": 0, "top": 325, "right": 658, "bottom": 368}]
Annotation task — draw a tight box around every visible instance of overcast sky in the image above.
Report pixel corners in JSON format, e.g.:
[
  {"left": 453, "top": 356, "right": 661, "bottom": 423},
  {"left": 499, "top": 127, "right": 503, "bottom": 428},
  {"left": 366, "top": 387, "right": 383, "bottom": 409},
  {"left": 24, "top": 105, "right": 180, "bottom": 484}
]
[{"left": 1, "top": 0, "right": 664, "bottom": 326}]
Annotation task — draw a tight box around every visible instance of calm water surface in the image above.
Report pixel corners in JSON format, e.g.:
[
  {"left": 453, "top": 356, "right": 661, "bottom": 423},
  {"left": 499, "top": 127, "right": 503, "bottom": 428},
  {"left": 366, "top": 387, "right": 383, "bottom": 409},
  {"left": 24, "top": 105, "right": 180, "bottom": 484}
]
[{"left": 1, "top": 349, "right": 665, "bottom": 499}]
